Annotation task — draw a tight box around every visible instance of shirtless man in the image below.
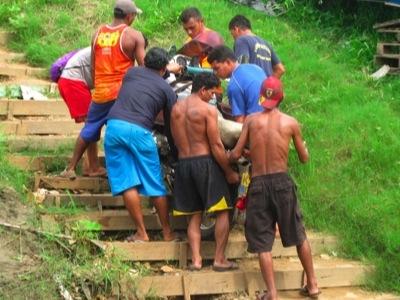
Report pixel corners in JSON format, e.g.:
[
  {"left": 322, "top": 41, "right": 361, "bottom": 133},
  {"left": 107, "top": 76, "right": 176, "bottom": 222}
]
[
  {"left": 229, "top": 76, "right": 320, "bottom": 299},
  {"left": 171, "top": 73, "right": 240, "bottom": 271},
  {"left": 61, "top": 0, "right": 145, "bottom": 179}
]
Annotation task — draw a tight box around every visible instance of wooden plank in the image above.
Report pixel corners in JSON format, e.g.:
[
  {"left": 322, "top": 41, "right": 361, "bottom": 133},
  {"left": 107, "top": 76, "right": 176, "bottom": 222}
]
[
  {"left": 7, "top": 136, "right": 76, "bottom": 151},
  {"left": 17, "top": 120, "right": 82, "bottom": 135},
  {"left": 136, "top": 258, "right": 369, "bottom": 297},
  {"left": 43, "top": 193, "right": 123, "bottom": 208},
  {"left": 93, "top": 234, "right": 336, "bottom": 261},
  {"left": 66, "top": 210, "right": 188, "bottom": 231},
  {"left": 373, "top": 18, "right": 400, "bottom": 30},
  {"left": 10, "top": 100, "right": 69, "bottom": 117},
  {"left": 0, "top": 101, "right": 8, "bottom": 116},
  {"left": 375, "top": 55, "right": 400, "bottom": 69},
  {"left": 0, "top": 121, "right": 19, "bottom": 134},
  {"left": 38, "top": 176, "right": 109, "bottom": 193},
  {"left": 0, "top": 66, "right": 45, "bottom": 78}
]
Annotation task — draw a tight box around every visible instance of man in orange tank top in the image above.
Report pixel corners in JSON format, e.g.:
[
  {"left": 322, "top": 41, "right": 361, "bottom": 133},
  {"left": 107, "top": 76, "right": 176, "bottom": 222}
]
[{"left": 61, "top": 0, "right": 145, "bottom": 179}]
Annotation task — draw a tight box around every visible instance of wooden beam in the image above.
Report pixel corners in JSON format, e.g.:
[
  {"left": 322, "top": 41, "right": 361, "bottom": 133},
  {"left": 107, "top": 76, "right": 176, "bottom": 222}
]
[
  {"left": 0, "top": 66, "right": 45, "bottom": 78},
  {"left": 10, "top": 100, "right": 69, "bottom": 117},
  {"left": 66, "top": 210, "right": 188, "bottom": 231},
  {"left": 0, "top": 31, "right": 9, "bottom": 47},
  {"left": 17, "top": 120, "right": 82, "bottom": 135},
  {"left": 0, "top": 121, "right": 19, "bottom": 134},
  {"left": 7, "top": 136, "right": 76, "bottom": 151},
  {"left": 135, "top": 258, "right": 369, "bottom": 297},
  {"left": 38, "top": 176, "right": 110, "bottom": 193},
  {"left": 42, "top": 193, "right": 123, "bottom": 208},
  {"left": 92, "top": 234, "right": 336, "bottom": 262}
]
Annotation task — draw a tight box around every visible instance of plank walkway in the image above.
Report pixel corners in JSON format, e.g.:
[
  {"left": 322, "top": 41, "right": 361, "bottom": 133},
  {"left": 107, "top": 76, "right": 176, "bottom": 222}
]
[{"left": 134, "top": 257, "right": 370, "bottom": 299}]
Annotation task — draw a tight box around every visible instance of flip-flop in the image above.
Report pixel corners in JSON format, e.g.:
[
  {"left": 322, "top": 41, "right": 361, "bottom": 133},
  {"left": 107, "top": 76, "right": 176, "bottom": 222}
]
[
  {"left": 299, "top": 286, "right": 321, "bottom": 298},
  {"left": 212, "top": 261, "right": 239, "bottom": 272},
  {"left": 187, "top": 264, "right": 202, "bottom": 271},
  {"left": 256, "top": 292, "right": 267, "bottom": 300},
  {"left": 60, "top": 169, "right": 77, "bottom": 180}
]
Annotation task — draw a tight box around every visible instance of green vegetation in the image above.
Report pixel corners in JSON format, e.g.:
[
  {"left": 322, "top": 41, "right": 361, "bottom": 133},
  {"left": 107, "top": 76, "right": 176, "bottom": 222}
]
[{"left": 0, "top": 0, "right": 399, "bottom": 295}]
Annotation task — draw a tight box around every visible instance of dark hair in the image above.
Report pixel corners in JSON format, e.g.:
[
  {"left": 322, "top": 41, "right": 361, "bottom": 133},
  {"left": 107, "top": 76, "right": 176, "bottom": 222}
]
[
  {"left": 179, "top": 7, "right": 202, "bottom": 23},
  {"left": 144, "top": 47, "right": 169, "bottom": 71},
  {"left": 228, "top": 15, "right": 252, "bottom": 30},
  {"left": 114, "top": 8, "right": 127, "bottom": 19},
  {"left": 191, "top": 73, "right": 221, "bottom": 93},
  {"left": 207, "top": 45, "right": 237, "bottom": 64}
]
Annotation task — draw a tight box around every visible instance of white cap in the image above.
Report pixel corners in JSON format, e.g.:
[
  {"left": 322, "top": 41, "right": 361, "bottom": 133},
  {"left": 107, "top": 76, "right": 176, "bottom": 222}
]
[{"left": 114, "top": 0, "right": 142, "bottom": 15}]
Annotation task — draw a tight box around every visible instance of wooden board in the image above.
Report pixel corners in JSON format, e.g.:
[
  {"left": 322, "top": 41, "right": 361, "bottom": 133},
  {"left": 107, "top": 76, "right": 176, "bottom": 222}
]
[
  {"left": 0, "top": 66, "right": 45, "bottom": 78},
  {"left": 135, "top": 257, "right": 369, "bottom": 298},
  {"left": 0, "top": 121, "right": 19, "bottom": 134},
  {"left": 373, "top": 18, "right": 400, "bottom": 30},
  {"left": 38, "top": 176, "right": 110, "bottom": 193},
  {"left": 43, "top": 193, "right": 124, "bottom": 208},
  {"left": 7, "top": 136, "right": 76, "bottom": 151},
  {"left": 377, "top": 42, "right": 400, "bottom": 55},
  {"left": 93, "top": 234, "right": 336, "bottom": 262},
  {"left": 66, "top": 210, "right": 188, "bottom": 231},
  {"left": 10, "top": 100, "right": 69, "bottom": 117},
  {"left": 17, "top": 120, "right": 82, "bottom": 135},
  {"left": 0, "top": 31, "right": 9, "bottom": 47}
]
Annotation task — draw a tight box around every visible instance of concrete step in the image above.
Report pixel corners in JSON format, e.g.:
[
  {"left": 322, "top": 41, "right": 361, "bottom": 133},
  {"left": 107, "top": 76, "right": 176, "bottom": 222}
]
[
  {"left": 132, "top": 257, "right": 370, "bottom": 298},
  {"left": 92, "top": 231, "right": 336, "bottom": 265}
]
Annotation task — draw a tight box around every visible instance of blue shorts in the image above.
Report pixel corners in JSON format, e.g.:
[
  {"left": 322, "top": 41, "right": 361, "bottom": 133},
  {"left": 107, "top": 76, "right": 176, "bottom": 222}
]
[
  {"left": 80, "top": 100, "right": 115, "bottom": 142},
  {"left": 104, "top": 119, "right": 167, "bottom": 196}
]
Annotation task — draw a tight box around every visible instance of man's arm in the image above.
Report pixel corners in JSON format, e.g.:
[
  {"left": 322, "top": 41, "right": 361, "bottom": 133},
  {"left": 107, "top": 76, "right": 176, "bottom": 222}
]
[
  {"left": 273, "top": 63, "right": 285, "bottom": 79},
  {"left": 206, "top": 107, "right": 239, "bottom": 184},
  {"left": 234, "top": 115, "right": 245, "bottom": 123},
  {"left": 292, "top": 119, "right": 309, "bottom": 163},
  {"left": 164, "top": 90, "right": 178, "bottom": 161},
  {"left": 123, "top": 29, "right": 145, "bottom": 66},
  {"left": 229, "top": 118, "right": 249, "bottom": 162}
]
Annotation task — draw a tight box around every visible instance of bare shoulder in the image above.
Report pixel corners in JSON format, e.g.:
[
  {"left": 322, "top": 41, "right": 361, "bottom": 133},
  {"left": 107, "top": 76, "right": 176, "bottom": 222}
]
[
  {"left": 280, "top": 111, "right": 299, "bottom": 127},
  {"left": 124, "top": 27, "right": 143, "bottom": 40}
]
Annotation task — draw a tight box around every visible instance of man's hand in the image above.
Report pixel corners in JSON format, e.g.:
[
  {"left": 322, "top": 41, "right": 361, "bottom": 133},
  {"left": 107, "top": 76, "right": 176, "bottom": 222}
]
[
  {"left": 225, "top": 171, "right": 240, "bottom": 184},
  {"left": 167, "top": 63, "right": 183, "bottom": 74}
]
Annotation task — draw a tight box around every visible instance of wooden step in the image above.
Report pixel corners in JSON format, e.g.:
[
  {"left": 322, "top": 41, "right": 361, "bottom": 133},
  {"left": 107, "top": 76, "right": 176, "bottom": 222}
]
[
  {"left": 36, "top": 175, "right": 109, "bottom": 193},
  {"left": 0, "top": 120, "right": 82, "bottom": 135},
  {"left": 0, "top": 100, "right": 69, "bottom": 119},
  {"left": 133, "top": 257, "right": 370, "bottom": 298},
  {"left": 92, "top": 232, "right": 336, "bottom": 266},
  {"left": 0, "top": 65, "right": 46, "bottom": 78},
  {"left": 7, "top": 136, "right": 77, "bottom": 151},
  {"left": 65, "top": 209, "right": 187, "bottom": 231},
  {"left": 0, "top": 49, "right": 25, "bottom": 63},
  {"left": 39, "top": 193, "right": 122, "bottom": 208},
  {"left": 278, "top": 287, "right": 399, "bottom": 300},
  {"left": 8, "top": 155, "right": 105, "bottom": 172}
]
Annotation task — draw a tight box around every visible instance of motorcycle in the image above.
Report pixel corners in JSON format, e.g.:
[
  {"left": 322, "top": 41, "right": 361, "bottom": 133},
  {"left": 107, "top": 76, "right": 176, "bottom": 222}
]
[{"left": 153, "top": 53, "right": 250, "bottom": 240}]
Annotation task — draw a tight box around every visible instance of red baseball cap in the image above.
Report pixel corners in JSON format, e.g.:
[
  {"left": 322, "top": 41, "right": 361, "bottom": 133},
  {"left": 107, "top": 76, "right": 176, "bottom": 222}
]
[{"left": 259, "top": 76, "right": 284, "bottom": 109}]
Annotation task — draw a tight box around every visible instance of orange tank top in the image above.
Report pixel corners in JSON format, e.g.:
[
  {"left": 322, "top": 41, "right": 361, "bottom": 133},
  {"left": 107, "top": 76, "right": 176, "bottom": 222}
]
[{"left": 92, "top": 24, "right": 134, "bottom": 103}]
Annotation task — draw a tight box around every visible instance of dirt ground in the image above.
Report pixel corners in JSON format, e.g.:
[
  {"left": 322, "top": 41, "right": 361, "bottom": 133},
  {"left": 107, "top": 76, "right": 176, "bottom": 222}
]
[{"left": 0, "top": 187, "right": 40, "bottom": 296}]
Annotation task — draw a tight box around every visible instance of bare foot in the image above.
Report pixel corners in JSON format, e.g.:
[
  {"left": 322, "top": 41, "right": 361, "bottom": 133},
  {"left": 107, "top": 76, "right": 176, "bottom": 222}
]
[
  {"left": 125, "top": 233, "right": 149, "bottom": 243},
  {"left": 86, "top": 167, "right": 107, "bottom": 178}
]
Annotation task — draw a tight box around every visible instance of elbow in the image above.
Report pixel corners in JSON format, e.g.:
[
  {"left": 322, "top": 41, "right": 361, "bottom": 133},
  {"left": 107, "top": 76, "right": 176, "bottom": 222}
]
[{"left": 300, "top": 154, "right": 309, "bottom": 164}]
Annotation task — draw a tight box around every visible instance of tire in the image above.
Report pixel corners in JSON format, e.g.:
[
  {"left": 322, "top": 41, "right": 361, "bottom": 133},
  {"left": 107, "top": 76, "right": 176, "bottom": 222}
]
[{"left": 200, "top": 183, "right": 239, "bottom": 241}]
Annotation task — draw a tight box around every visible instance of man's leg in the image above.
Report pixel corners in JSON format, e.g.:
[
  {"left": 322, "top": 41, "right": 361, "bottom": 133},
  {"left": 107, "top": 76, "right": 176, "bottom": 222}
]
[
  {"left": 61, "top": 136, "right": 89, "bottom": 178},
  {"left": 123, "top": 188, "right": 149, "bottom": 242},
  {"left": 85, "top": 142, "right": 106, "bottom": 176},
  {"left": 296, "top": 239, "right": 319, "bottom": 295},
  {"left": 259, "top": 252, "right": 277, "bottom": 300},
  {"left": 214, "top": 210, "right": 230, "bottom": 265},
  {"left": 187, "top": 213, "right": 202, "bottom": 268},
  {"left": 152, "top": 196, "right": 175, "bottom": 241}
]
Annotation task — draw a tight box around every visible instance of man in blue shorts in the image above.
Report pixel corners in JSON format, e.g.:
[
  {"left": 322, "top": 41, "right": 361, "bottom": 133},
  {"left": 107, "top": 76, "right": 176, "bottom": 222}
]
[
  {"left": 228, "top": 15, "right": 285, "bottom": 78},
  {"left": 104, "top": 47, "right": 177, "bottom": 242},
  {"left": 208, "top": 45, "right": 266, "bottom": 123},
  {"left": 171, "top": 73, "right": 239, "bottom": 271}
]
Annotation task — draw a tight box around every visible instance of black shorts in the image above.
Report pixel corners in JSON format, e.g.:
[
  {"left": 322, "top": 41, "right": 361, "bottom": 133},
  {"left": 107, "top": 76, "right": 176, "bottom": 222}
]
[
  {"left": 172, "top": 155, "right": 233, "bottom": 216},
  {"left": 245, "top": 173, "right": 306, "bottom": 253}
]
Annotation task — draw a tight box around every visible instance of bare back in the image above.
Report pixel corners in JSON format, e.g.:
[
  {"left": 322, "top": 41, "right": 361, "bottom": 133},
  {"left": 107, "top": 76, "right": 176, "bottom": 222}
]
[
  {"left": 244, "top": 109, "right": 308, "bottom": 176},
  {"left": 122, "top": 27, "right": 145, "bottom": 66},
  {"left": 171, "top": 95, "right": 214, "bottom": 158}
]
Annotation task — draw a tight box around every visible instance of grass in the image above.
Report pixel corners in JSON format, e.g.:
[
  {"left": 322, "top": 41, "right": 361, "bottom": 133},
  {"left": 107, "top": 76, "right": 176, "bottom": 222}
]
[{"left": 0, "top": 0, "right": 399, "bottom": 295}]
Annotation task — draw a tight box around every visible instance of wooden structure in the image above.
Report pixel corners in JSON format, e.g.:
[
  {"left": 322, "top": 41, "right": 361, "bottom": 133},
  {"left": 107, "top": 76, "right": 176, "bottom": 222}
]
[{"left": 374, "top": 19, "right": 400, "bottom": 74}]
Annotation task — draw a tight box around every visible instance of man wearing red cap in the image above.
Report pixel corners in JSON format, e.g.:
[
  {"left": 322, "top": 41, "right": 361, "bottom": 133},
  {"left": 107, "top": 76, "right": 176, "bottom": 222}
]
[
  {"left": 229, "top": 77, "right": 320, "bottom": 299},
  {"left": 179, "top": 7, "right": 224, "bottom": 68}
]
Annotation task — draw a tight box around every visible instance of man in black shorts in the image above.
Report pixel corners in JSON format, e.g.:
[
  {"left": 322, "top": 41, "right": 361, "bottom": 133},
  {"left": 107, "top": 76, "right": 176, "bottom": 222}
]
[
  {"left": 229, "top": 76, "right": 320, "bottom": 299},
  {"left": 171, "top": 73, "right": 239, "bottom": 271}
]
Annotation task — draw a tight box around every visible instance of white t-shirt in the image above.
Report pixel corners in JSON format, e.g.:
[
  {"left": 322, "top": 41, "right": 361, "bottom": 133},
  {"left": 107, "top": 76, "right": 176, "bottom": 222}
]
[{"left": 60, "top": 47, "right": 93, "bottom": 89}]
